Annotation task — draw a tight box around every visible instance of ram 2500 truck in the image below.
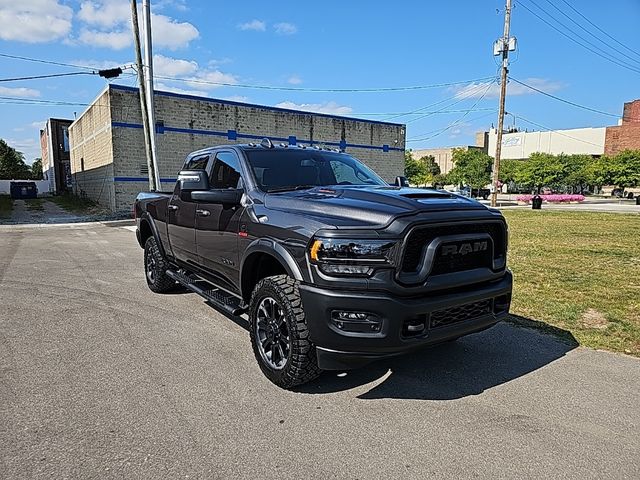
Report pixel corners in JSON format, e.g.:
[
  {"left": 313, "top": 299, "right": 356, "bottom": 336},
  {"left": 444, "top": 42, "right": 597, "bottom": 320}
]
[{"left": 135, "top": 139, "right": 512, "bottom": 388}]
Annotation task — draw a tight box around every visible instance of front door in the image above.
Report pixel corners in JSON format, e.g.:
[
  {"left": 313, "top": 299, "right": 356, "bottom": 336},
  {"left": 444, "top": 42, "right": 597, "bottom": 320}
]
[
  {"left": 167, "top": 153, "right": 210, "bottom": 265},
  {"left": 196, "top": 150, "right": 245, "bottom": 287}
]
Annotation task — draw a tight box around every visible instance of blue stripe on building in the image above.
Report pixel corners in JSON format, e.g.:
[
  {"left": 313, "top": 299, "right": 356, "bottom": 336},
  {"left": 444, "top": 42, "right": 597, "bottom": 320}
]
[
  {"left": 111, "top": 122, "right": 403, "bottom": 152},
  {"left": 114, "top": 176, "right": 176, "bottom": 183}
]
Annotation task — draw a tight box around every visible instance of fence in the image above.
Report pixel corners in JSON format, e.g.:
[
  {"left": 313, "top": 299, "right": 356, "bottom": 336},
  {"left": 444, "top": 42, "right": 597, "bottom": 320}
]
[{"left": 0, "top": 180, "right": 51, "bottom": 196}]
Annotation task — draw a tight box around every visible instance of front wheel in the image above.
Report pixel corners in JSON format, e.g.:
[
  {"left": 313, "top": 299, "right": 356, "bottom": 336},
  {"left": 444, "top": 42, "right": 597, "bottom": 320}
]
[
  {"left": 143, "top": 236, "right": 175, "bottom": 293},
  {"left": 249, "top": 275, "right": 322, "bottom": 388}
]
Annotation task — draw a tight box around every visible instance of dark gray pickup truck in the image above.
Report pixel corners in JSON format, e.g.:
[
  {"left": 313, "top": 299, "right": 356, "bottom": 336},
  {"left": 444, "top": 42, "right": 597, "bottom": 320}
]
[{"left": 135, "top": 139, "right": 512, "bottom": 388}]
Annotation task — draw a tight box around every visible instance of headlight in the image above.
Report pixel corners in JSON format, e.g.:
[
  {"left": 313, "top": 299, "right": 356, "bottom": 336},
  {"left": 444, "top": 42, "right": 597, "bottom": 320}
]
[{"left": 309, "top": 238, "right": 397, "bottom": 276}]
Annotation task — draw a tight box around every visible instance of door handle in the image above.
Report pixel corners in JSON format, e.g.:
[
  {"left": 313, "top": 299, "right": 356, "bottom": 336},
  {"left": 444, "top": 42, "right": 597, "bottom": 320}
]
[
  {"left": 196, "top": 209, "right": 211, "bottom": 217},
  {"left": 168, "top": 204, "right": 179, "bottom": 211}
]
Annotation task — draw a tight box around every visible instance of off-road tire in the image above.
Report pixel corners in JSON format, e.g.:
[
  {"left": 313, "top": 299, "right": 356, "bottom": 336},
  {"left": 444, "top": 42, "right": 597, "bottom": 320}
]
[
  {"left": 144, "top": 236, "right": 175, "bottom": 293},
  {"left": 249, "top": 274, "right": 322, "bottom": 388}
]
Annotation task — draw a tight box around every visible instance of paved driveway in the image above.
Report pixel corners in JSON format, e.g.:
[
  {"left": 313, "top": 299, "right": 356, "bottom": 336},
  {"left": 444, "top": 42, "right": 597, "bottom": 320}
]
[{"left": 1, "top": 223, "right": 638, "bottom": 479}]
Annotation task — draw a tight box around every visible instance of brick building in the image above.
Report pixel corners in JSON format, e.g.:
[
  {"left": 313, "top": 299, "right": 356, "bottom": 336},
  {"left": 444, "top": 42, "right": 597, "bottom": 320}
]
[
  {"left": 69, "top": 84, "right": 405, "bottom": 213},
  {"left": 604, "top": 99, "right": 640, "bottom": 155},
  {"left": 40, "top": 118, "right": 73, "bottom": 193}
]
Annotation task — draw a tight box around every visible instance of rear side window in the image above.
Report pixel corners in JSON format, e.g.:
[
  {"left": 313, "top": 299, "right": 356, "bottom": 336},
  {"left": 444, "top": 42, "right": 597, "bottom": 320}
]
[
  {"left": 210, "top": 151, "right": 242, "bottom": 189},
  {"left": 184, "top": 154, "right": 209, "bottom": 170}
]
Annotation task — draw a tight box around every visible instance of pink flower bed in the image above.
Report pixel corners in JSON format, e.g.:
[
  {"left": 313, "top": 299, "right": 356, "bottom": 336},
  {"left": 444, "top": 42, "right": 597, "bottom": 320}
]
[{"left": 516, "top": 194, "right": 585, "bottom": 203}]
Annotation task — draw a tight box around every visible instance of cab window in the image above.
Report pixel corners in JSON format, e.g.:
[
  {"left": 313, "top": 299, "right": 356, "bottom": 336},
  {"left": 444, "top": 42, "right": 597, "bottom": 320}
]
[
  {"left": 184, "top": 154, "right": 210, "bottom": 170},
  {"left": 210, "top": 151, "right": 242, "bottom": 189}
]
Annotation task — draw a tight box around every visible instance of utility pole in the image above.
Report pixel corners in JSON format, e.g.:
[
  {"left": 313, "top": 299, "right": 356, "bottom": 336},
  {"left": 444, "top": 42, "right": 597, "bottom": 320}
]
[
  {"left": 142, "top": 0, "right": 161, "bottom": 190},
  {"left": 491, "top": 0, "right": 513, "bottom": 208},
  {"left": 131, "top": 0, "right": 156, "bottom": 191}
]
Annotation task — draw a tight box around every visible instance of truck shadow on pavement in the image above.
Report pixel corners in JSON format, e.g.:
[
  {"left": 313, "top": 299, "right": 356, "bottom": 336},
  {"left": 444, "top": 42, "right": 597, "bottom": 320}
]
[{"left": 296, "top": 316, "right": 578, "bottom": 400}]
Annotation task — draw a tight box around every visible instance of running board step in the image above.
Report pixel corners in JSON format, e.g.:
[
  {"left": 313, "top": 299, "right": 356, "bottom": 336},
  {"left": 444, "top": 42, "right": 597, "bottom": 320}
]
[{"left": 166, "top": 269, "right": 247, "bottom": 316}]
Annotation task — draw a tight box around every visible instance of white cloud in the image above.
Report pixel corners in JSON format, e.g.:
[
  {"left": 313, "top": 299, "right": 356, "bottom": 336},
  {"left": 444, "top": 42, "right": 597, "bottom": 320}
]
[
  {"left": 275, "top": 101, "right": 352, "bottom": 115},
  {"left": 78, "top": 28, "right": 131, "bottom": 50},
  {"left": 274, "top": 22, "right": 297, "bottom": 35},
  {"left": 0, "top": 86, "right": 41, "bottom": 98},
  {"left": 153, "top": 54, "right": 198, "bottom": 76},
  {"left": 184, "top": 70, "right": 238, "bottom": 90},
  {"left": 77, "top": 1, "right": 129, "bottom": 28},
  {"left": 76, "top": 1, "right": 199, "bottom": 50},
  {"left": 223, "top": 95, "right": 250, "bottom": 103},
  {"left": 0, "top": 0, "right": 72, "bottom": 43},
  {"left": 29, "top": 120, "right": 48, "bottom": 129},
  {"left": 150, "top": 13, "right": 199, "bottom": 50},
  {"left": 287, "top": 75, "right": 302, "bottom": 85},
  {"left": 69, "top": 59, "right": 129, "bottom": 69},
  {"left": 453, "top": 78, "right": 564, "bottom": 99},
  {"left": 238, "top": 19, "right": 266, "bottom": 31},
  {"left": 155, "top": 82, "right": 205, "bottom": 97}
]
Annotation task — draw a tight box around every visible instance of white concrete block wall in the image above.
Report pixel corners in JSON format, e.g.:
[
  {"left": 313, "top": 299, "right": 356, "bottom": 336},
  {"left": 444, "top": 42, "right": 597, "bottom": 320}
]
[{"left": 72, "top": 85, "right": 406, "bottom": 212}]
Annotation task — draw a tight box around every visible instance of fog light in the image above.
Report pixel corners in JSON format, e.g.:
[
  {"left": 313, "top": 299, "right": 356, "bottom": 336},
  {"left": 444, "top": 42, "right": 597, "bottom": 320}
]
[
  {"left": 319, "top": 264, "right": 373, "bottom": 276},
  {"left": 331, "top": 311, "right": 381, "bottom": 334}
]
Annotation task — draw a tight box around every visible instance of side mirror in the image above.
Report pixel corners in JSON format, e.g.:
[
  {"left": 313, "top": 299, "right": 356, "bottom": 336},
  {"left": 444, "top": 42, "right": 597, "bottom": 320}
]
[
  {"left": 191, "top": 189, "right": 243, "bottom": 205},
  {"left": 178, "top": 170, "right": 209, "bottom": 191},
  {"left": 394, "top": 176, "right": 410, "bottom": 187}
]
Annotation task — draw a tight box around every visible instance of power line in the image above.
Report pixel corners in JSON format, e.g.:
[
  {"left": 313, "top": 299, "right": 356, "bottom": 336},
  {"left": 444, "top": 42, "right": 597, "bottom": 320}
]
[
  {"left": 539, "top": 0, "right": 640, "bottom": 67},
  {"left": 517, "top": 0, "right": 640, "bottom": 74},
  {"left": 383, "top": 82, "right": 492, "bottom": 121},
  {"left": 509, "top": 113, "right": 605, "bottom": 148},
  {"left": 0, "top": 94, "right": 495, "bottom": 117},
  {"left": 407, "top": 82, "right": 496, "bottom": 142},
  {"left": 403, "top": 82, "right": 496, "bottom": 125},
  {"left": 509, "top": 77, "right": 625, "bottom": 118},
  {"left": 558, "top": 0, "right": 640, "bottom": 62},
  {"left": 0, "top": 72, "right": 95, "bottom": 82},
  {"left": 154, "top": 74, "right": 497, "bottom": 93},
  {"left": 0, "top": 52, "right": 97, "bottom": 70}
]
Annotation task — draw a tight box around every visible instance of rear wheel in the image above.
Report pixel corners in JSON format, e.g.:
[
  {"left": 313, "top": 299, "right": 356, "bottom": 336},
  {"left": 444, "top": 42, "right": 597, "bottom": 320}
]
[
  {"left": 249, "top": 275, "right": 322, "bottom": 388},
  {"left": 144, "top": 236, "right": 175, "bottom": 293}
]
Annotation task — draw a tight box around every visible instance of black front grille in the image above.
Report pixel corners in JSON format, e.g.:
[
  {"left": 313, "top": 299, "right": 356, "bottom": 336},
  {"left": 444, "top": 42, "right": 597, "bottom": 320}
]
[
  {"left": 430, "top": 299, "right": 492, "bottom": 328},
  {"left": 430, "top": 241, "right": 493, "bottom": 275},
  {"left": 401, "top": 222, "right": 505, "bottom": 273}
]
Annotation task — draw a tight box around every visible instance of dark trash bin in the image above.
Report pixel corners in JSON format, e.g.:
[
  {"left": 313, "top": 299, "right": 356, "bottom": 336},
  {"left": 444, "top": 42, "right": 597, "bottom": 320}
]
[
  {"left": 636, "top": 196, "right": 640, "bottom": 206},
  {"left": 532, "top": 194, "right": 543, "bottom": 210},
  {"left": 9, "top": 181, "right": 38, "bottom": 199}
]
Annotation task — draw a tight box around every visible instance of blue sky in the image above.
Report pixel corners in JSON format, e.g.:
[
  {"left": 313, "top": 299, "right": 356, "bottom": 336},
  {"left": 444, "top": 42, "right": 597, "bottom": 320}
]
[{"left": 1, "top": 0, "right": 639, "bottom": 163}]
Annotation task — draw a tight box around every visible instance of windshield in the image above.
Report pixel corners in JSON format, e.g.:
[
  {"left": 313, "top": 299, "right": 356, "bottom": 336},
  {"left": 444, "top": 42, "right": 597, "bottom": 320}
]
[{"left": 244, "top": 149, "right": 387, "bottom": 192}]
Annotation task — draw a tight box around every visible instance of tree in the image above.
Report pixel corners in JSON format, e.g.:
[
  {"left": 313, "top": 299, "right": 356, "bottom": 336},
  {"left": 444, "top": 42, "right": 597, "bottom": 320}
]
[
  {"left": 31, "top": 158, "right": 43, "bottom": 180},
  {"left": 420, "top": 155, "right": 441, "bottom": 177},
  {"left": 609, "top": 150, "right": 640, "bottom": 191},
  {"left": 404, "top": 150, "right": 432, "bottom": 186},
  {"left": 562, "top": 154, "right": 593, "bottom": 193},
  {"left": 499, "top": 159, "right": 521, "bottom": 184},
  {"left": 516, "top": 152, "right": 566, "bottom": 193},
  {"left": 447, "top": 148, "right": 493, "bottom": 189},
  {"left": 0, "top": 138, "right": 31, "bottom": 180}
]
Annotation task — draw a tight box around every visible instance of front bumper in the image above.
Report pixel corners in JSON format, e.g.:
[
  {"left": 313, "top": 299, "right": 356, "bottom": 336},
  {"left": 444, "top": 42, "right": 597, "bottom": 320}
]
[{"left": 299, "top": 271, "right": 512, "bottom": 370}]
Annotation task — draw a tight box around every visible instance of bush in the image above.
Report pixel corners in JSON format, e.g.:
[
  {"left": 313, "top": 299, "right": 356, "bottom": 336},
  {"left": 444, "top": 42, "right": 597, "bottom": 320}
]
[{"left": 516, "top": 194, "right": 585, "bottom": 203}]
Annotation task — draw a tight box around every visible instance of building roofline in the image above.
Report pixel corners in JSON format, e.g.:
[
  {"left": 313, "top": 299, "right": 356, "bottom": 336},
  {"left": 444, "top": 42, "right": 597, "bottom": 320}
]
[
  {"left": 69, "top": 84, "right": 110, "bottom": 130},
  {"left": 107, "top": 83, "right": 405, "bottom": 127}
]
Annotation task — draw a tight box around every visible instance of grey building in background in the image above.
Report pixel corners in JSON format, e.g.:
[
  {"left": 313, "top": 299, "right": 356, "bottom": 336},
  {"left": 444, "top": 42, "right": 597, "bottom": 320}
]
[{"left": 69, "top": 84, "right": 406, "bottom": 213}]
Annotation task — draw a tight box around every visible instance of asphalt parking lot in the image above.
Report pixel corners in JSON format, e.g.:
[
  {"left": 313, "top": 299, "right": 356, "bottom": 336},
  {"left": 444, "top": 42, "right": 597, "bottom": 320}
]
[{"left": 1, "top": 222, "right": 639, "bottom": 479}]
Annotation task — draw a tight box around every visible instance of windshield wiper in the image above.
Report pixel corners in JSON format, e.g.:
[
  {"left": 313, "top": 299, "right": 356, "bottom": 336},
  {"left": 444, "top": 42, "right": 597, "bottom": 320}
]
[{"left": 266, "top": 185, "right": 317, "bottom": 193}]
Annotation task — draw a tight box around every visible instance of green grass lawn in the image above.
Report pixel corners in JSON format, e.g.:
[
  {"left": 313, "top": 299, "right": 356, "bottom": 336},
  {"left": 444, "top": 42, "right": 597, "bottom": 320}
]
[
  {"left": 49, "top": 193, "right": 97, "bottom": 214},
  {"left": 502, "top": 210, "right": 640, "bottom": 356},
  {"left": 0, "top": 195, "right": 12, "bottom": 218}
]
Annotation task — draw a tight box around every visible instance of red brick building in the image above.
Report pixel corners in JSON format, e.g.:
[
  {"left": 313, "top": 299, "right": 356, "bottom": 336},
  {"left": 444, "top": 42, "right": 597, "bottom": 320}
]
[{"left": 604, "top": 99, "right": 640, "bottom": 155}]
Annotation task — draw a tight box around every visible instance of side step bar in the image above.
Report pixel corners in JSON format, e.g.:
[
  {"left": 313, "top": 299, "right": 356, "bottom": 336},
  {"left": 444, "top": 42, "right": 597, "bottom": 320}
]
[{"left": 166, "top": 269, "right": 247, "bottom": 316}]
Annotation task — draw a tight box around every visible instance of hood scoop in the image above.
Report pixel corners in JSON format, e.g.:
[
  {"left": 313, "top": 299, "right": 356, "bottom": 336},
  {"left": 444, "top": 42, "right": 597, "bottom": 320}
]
[{"left": 400, "top": 192, "right": 453, "bottom": 200}]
